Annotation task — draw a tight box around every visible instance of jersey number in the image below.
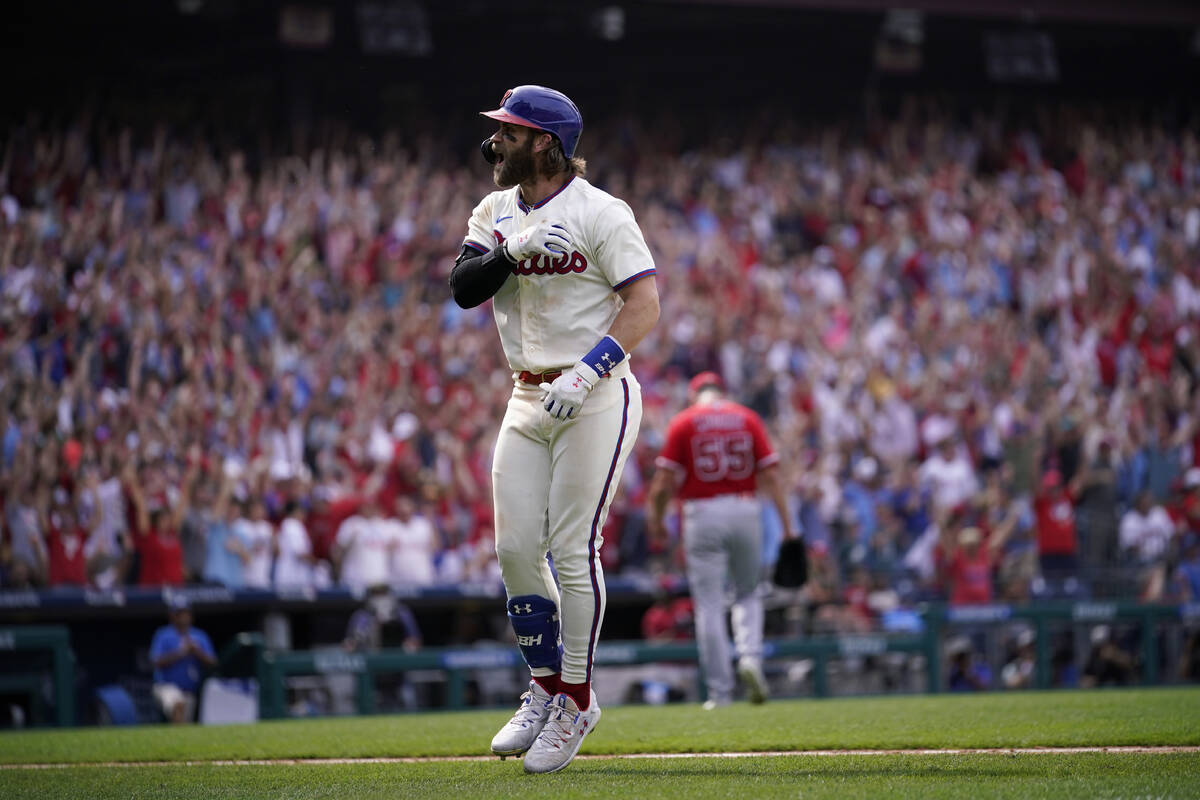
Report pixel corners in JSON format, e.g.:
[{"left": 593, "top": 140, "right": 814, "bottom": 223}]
[{"left": 691, "top": 432, "right": 754, "bottom": 482}]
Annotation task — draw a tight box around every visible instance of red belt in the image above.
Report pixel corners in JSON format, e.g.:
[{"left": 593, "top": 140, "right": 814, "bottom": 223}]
[{"left": 518, "top": 370, "right": 562, "bottom": 386}]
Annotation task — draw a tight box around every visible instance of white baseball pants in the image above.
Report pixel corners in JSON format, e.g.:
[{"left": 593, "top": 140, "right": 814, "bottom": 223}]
[{"left": 492, "top": 364, "right": 642, "bottom": 685}]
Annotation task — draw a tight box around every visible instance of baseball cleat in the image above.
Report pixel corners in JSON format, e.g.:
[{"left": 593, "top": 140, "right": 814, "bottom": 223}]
[
  {"left": 738, "top": 657, "right": 769, "bottom": 705},
  {"left": 491, "top": 680, "right": 554, "bottom": 757},
  {"left": 522, "top": 691, "right": 601, "bottom": 774}
]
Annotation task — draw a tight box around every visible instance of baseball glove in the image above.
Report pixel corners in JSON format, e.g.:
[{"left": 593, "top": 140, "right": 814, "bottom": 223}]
[{"left": 772, "top": 537, "right": 808, "bottom": 588}]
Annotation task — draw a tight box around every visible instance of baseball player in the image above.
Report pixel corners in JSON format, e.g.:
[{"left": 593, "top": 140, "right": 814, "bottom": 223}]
[
  {"left": 449, "top": 85, "right": 659, "bottom": 774},
  {"left": 647, "top": 372, "right": 796, "bottom": 708}
]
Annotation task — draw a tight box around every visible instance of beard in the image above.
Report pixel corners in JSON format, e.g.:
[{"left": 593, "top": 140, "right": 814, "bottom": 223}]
[{"left": 493, "top": 136, "right": 538, "bottom": 189}]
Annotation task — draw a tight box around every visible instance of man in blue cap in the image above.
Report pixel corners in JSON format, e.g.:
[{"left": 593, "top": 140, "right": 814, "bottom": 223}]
[{"left": 149, "top": 594, "right": 216, "bottom": 723}]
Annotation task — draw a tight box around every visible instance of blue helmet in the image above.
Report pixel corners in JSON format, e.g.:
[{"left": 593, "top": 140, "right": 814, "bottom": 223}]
[{"left": 481, "top": 85, "right": 583, "bottom": 158}]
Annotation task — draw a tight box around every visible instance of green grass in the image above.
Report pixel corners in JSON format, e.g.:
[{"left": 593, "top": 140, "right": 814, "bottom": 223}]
[
  {"left": 2, "top": 687, "right": 1197, "bottom": 765},
  {"left": 2, "top": 754, "right": 1199, "bottom": 800},
  {"left": 1, "top": 688, "right": 1198, "bottom": 799}
]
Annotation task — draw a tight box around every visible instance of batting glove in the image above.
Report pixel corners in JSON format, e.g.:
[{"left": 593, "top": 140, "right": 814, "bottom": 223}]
[
  {"left": 503, "top": 219, "right": 571, "bottom": 263},
  {"left": 540, "top": 364, "right": 597, "bottom": 421}
]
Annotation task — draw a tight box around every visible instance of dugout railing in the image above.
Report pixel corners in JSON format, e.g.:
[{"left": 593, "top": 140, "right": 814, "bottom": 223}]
[
  {"left": 254, "top": 633, "right": 934, "bottom": 717},
  {"left": 925, "top": 600, "right": 1200, "bottom": 691},
  {"left": 251, "top": 600, "right": 1200, "bottom": 717},
  {"left": 4, "top": 602, "right": 1197, "bottom": 724}
]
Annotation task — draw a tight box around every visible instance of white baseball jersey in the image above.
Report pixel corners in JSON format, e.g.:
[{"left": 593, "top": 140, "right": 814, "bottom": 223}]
[
  {"left": 335, "top": 515, "right": 394, "bottom": 593},
  {"left": 389, "top": 514, "right": 437, "bottom": 588},
  {"left": 273, "top": 517, "right": 314, "bottom": 589},
  {"left": 462, "top": 176, "right": 655, "bottom": 373},
  {"left": 235, "top": 518, "right": 274, "bottom": 590}
]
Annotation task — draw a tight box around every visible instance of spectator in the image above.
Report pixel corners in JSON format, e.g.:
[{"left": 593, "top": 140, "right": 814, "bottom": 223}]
[
  {"left": 841, "top": 457, "right": 883, "bottom": 548},
  {"left": 45, "top": 503, "right": 88, "bottom": 587},
  {"left": 202, "top": 478, "right": 247, "bottom": 589},
  {"left": 149, "top": 595, "right": 216, "bottom": 723},
  {"left": 940, "top": 517, "right": 1015, "bottom": 606},
  {"left": 1080, "top": 625, "right": 1136, "bottom": 688},
  {"left": 1075, "top": 438, "right": 1121, "bottom": 571},
  {"left": 333, "top": 497, "right": 394, "bottom": 594},
  {"left": 125, "top": 461, "right": 194, "bottom": 588},
  {"left": 919, "top": 436, "right": 979, "bottom": 515},
  {"left": 79, "top": 456, "right": 131, "bottom": 590},
  {"left": 946, "top": 637, "right": 992, "bottom": 692},
  {"left": 1138, "top": 414, "right": 1186, "bottom": 503},
  {"left": 2, "top": 101, "right": 1199, "bottom": 616},
  {"left": 233, "top": 499, "right": 274, "bottom": 591},
  {"left": 306, "top": 489, "right": 360, "bottom": 567},
  {"left": 640, "top": 586, "right": 695, "bottom": 642},
  {"left": 841, "top": 565, "right": 877, "bottom": 629},
  {"left": 390, "top": 495, "right": 436, "bottom": 590},
  {"left": 1000, "top": 629, "right": 1036, "bottom": 690},
  {"left": 274, "top": 501, "right": 319, "bottom": 590},
  {"left": 343, "top": 586, "right": 421, "bottom": 652},
  {"left": 1033, "top": 469, "right": 1079, "bottom": 588},
  {"left": 4, "top": 480, "right": 47, "bottom": 586},
  {"left": 1170, "top": 534, "right": 1200, "bottom": 601},
  {"left": 1177, "top": 469, "right": 1200, "bottom": 536},
  {"left": 1119, "top": 491, "right": 1175, "bottom": 565},
  {"left": 179, "top": 474, "right": 219, "bottom": 584}
]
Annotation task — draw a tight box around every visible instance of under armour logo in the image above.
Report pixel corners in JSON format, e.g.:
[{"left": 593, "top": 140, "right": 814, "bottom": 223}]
[
  {"left": 511, "top": 603, "right": 532, "bottom": 614},
  {"left": 600, "top": 353, "right": 616, "bottom": 368}
]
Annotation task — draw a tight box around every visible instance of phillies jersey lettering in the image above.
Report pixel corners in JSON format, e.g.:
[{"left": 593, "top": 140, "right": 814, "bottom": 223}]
[
  {"left": 492, "top": 229, "right": 590, "bottom": 275},
  {"left": 463, "top": 176, "right": 655, "bottom": 374},
  {"left": 656, "top": 400, "right": 779, "bottom": 500}
]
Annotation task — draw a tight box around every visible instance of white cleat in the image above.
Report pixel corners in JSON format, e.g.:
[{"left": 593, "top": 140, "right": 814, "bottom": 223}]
[
  {"left": 491, "top": 680, "right": 554, "bottom": 757},
  {"left": 523, "top": 691, "right": 601, "bottom": 774},
  {"left": 738, "top": 657, "right": 769, "bottom": 705}
]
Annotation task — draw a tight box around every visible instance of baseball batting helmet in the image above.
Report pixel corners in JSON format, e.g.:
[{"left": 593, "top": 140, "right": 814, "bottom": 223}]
[{"left": 481, "top": 85, "right": 584, "bottom": 158}]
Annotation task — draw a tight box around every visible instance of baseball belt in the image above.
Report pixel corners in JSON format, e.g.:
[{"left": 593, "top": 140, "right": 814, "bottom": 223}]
[{"left": 518, "top": 370, "right": 563, "bottom": 385}]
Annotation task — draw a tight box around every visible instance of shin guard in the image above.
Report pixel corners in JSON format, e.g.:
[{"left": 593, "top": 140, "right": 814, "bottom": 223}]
[{"left": 507, "top": 594, "right": 563, "bottom": 672}]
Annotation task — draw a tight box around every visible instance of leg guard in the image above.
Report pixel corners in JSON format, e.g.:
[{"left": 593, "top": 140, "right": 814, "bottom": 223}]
[{"left": 508, "top": 594, "right": 563, "bottom": 672}]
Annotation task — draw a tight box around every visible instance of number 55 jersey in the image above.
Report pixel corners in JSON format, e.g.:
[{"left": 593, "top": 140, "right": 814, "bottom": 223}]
[{"left": 655, "top": 399, "right": 779, "bottom": 500}]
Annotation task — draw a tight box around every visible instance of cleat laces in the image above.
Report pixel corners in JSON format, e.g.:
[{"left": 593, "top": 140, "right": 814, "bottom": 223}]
[
  {"left": 509, "top": 690, "right": 548, "bottom": 729},
  {"left": 542, "top": 706, "right": 583, "bottom": 748}
]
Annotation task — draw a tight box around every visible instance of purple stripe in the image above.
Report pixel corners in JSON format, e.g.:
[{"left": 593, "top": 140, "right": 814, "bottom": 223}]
[
  {"left": 585, "top": 378, "right": 630, "bottom": 682},
  {"left": 463, "top": 240, "right": 489, "bottom": 254},
  {"left": 612, "top": 268, "right": 656, "bottom": 292},
  {"left": 518, "top": 176, "right": 576, "bottom": 213}
]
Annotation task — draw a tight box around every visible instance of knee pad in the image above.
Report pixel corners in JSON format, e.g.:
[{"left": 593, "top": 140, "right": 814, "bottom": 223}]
[{"left": 507, "top": 594, "right": 562, "bottom": 671}]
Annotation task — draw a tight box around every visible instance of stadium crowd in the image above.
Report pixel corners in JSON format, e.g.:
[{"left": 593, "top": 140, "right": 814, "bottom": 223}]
[{"left": 2, "top": 102, "right": 1200, "bottom": 637}]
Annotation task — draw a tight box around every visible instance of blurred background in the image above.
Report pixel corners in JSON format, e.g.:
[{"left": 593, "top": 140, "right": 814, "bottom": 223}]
[{"left": 2, "top": 0, "right": 1200, "bottom": 726}]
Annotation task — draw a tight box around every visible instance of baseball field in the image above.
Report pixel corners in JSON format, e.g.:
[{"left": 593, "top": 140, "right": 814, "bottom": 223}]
[{"left": 2, "top": 687, "right": 1198, "bottom": 799}]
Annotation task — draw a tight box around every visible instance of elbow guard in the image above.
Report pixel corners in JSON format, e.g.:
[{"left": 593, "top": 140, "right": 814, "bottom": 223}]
[{"left": 450, "top": 244, "right": 514, "bottom": 308}]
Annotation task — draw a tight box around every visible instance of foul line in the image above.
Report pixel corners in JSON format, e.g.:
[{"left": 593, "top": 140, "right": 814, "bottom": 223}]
[{"left": 3, "top": 746, "right": 1198, "bottom": 769}]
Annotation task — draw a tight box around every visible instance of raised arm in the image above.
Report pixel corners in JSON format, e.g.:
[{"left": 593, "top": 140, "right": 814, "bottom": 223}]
[{"left": 122, "top": 459, "right": 150, "bottom": 535}]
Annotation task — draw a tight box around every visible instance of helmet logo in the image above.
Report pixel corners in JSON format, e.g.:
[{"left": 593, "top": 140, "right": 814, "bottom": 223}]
[{"left": 501, "top": 89, "right": 513, "bottom": 106}]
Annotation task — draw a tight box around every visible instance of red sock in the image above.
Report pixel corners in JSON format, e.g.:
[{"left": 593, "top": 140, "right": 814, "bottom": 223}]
[
  {"left": 532, "top": 674, "right": 560, "bottom": 696},
  {"left": 559, "top": 680, "right": 590, "bottom": 710}
]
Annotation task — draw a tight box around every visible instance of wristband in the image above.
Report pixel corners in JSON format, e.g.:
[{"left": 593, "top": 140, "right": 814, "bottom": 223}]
[{"left": 576, "top": 335, "right": 626, "bottom": 385}]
